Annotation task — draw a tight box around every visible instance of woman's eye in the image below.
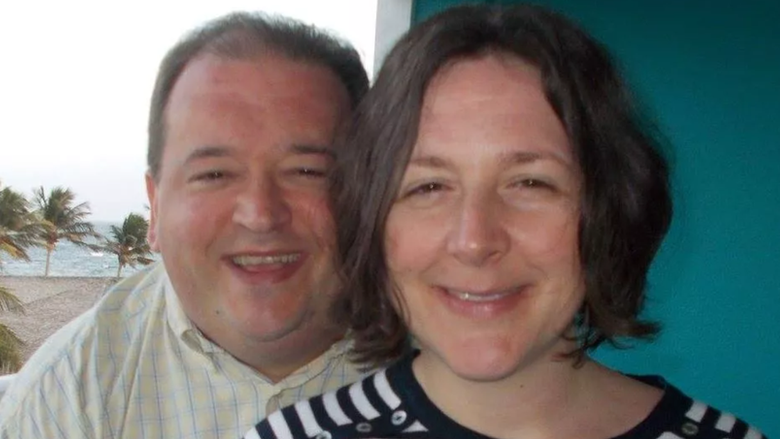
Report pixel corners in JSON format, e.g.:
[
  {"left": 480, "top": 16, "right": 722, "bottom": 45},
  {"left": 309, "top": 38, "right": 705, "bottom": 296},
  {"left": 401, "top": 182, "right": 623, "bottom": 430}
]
[
  {"left": 405, "top": 182, "right": 444, "bottom": 197},
  {"left": 513, "top": 178, "right": 553, "bottom": 190}
]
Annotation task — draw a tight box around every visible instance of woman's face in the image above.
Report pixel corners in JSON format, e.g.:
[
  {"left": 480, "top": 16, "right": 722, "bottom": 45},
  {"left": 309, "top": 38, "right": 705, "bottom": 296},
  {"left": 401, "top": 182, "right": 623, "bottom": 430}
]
[{"left": 385, "top": 54, "right": 585, "bottom": 382}]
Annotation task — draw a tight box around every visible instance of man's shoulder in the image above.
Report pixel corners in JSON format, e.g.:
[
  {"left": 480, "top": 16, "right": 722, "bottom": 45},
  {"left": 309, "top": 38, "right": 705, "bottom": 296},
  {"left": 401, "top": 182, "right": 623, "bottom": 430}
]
[
  {"left": 0, "top": 264, "right": 170, "bottom": 417},
  {"left": 94, "top": 263, "right": 167, "bottom": 318},
  {"left": 35, "top": 263, "right": 168, "bottom": 363}
]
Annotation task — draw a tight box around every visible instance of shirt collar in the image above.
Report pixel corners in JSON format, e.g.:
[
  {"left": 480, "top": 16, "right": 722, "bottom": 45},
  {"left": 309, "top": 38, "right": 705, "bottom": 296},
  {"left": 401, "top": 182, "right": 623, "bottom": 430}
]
[
  {"left": 274, "top": 337, "right": 353, "bottom": 389},
  {"left": 163, "top": 273, "right": 220, "bottom": 353}
]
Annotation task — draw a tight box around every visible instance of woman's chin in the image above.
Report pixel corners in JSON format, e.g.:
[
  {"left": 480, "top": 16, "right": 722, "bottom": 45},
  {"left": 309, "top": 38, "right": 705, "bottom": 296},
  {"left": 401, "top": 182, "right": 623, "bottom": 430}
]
[{"left": 421, "top": 347, "right": 525, "bottom": 383}]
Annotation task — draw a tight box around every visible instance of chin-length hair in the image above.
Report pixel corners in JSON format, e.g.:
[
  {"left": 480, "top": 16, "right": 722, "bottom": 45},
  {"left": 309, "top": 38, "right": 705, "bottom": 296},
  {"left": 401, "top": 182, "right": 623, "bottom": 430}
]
[{"left": 332, "top": 3, "right": 672, "bottom": 368}]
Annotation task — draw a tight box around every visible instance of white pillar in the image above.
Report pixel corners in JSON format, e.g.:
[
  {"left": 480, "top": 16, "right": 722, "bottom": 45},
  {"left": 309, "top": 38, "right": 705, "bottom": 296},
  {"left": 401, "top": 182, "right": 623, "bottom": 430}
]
[{"left": 373, "top": 0, "right": 413, "bottom": 78}]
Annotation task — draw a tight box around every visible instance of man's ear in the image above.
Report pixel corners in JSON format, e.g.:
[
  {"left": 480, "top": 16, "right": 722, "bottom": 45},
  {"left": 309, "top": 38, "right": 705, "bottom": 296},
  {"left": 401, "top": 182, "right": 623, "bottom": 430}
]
[{"left": 145, "top": 173, "right": 160, "bottom": 252}]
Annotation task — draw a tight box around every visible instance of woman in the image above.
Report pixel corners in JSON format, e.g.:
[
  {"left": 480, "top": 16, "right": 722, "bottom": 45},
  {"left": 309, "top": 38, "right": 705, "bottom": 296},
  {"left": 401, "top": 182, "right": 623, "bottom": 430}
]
[{"left": 244, "top": 4, "right": 765, "bottom": 439}]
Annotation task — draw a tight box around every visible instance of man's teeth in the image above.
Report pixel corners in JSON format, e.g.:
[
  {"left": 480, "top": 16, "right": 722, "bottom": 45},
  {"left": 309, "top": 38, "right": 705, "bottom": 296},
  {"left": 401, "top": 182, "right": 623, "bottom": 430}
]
[
  {"left": 232, "top": 254, "right": 300, "bottom": 266},
  {"left": 447, "top": 289, "right": 514, "bottom": 302}
]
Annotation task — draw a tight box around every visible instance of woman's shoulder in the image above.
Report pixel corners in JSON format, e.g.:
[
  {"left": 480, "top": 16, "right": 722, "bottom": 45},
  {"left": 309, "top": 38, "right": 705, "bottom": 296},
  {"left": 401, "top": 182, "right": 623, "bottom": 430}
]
[
  {"left": 245, "top": 364, "right": 418, "bottom": 439},
  {"left": 622, "top": 375, "right": 767, "bottom": 439}
]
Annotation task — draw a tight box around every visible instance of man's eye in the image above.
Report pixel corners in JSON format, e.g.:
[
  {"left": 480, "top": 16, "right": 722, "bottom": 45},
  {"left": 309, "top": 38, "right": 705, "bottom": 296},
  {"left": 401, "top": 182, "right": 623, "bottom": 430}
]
[
  {"left": 199, "top": 171, "right": 224, "bottom": 180},
  {"left": 189, "top": 170, "right": 227, "bottom": 183},
  {"left": 295, "top": 168, "right": 327, "bottom": 178}
]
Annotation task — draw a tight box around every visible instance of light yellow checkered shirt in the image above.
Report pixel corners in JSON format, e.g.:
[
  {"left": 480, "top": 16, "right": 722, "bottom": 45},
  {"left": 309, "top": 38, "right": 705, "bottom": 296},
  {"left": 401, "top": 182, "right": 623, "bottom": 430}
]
[{"left": 0, "top": 263, "right": 366, "bottom": 438}]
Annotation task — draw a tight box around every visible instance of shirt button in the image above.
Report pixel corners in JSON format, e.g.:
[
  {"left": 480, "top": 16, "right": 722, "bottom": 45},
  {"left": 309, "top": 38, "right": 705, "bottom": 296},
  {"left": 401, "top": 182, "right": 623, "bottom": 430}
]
[
  {"left": 682, "top": 422, "right": 699, "bottom": 436},
  {"left": 356, "top": 422, "right": 372, "bottom": 433},
  {"left": 391, "top": 410, "right": 407, "bottom": 425},
  {"left": 315, "top": 431, "right": 332, "bottom": 439}
]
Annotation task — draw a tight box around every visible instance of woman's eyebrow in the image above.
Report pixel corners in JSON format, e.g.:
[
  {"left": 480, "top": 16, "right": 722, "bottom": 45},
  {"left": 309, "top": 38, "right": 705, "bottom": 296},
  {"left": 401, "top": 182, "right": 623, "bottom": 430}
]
[
  {"left": 406, "top": 155, "right": 451, "bottom": 169},
  {"left": 290, "top": 144, "right": 336, "bottom": 159}
]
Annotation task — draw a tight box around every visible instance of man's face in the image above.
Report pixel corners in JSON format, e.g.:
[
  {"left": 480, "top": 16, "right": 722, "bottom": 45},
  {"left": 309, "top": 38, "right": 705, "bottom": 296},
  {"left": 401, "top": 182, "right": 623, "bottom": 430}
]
[{"left": 146, "top": 54, "right": 351, "bottom": 376}]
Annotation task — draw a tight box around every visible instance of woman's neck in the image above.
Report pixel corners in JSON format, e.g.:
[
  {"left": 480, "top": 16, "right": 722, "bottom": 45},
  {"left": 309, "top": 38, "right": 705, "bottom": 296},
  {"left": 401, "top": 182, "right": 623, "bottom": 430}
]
[{"left": 412, "top": 350, "right": 662, "bottom": 439}]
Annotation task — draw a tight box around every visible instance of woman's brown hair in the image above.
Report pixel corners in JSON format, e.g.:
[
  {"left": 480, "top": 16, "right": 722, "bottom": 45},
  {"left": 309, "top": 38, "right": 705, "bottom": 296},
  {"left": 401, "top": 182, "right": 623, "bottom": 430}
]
[{"left": 332, "top": 4, "right": 672, "bottom": 368}]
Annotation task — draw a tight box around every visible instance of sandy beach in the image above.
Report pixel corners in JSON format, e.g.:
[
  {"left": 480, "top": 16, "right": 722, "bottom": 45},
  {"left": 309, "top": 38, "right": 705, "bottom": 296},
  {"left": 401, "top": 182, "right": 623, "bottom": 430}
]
[{"left": 0, "top": 276, "right": 118, "bottom": 363}]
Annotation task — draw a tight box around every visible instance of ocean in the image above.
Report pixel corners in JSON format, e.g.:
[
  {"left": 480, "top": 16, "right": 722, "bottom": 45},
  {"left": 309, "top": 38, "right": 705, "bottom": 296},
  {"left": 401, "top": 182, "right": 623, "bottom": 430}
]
[{"left": 0, "top": 221, "right": 159, "bottom": 277}]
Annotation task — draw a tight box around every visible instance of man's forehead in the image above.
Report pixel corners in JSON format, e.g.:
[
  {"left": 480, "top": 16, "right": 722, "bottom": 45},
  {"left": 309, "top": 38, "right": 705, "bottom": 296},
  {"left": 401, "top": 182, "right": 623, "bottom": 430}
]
[
  {"left": 166, "top": 54, "right": 350, "bottom": 121},
  {"left": 175, "top": 54, "right": 338, "bottom": 95}
]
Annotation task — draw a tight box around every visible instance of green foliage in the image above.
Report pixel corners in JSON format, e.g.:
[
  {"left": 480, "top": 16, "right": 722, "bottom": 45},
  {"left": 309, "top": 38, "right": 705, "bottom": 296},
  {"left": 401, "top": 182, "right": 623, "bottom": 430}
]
[
  {"left": 0, "top": 181, "right": 32, "bottom": 372},
  {"left": 103, "top": 213, "right": 154, "bottom": 278},
  {"left": 0, "top": 285, "right": 24, "bottom": 313},
  {"left": 0, "top": 181, "right": 44, "bottom": 262},
  {"left": 33, "top": 186, "right": 101, "bottom": 276},
  {"left": 0, "top": 285, "right": 25, "bottom": 373},
  {"left": 0, "top": 324, "right": 24, "bottom": 373}
]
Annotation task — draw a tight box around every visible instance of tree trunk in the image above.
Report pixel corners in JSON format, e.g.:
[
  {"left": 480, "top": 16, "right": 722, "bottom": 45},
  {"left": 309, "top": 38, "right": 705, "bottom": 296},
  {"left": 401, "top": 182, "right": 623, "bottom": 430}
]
[
  {"left": 116, "top": 262, "right": 123, "bottom": 278},
  {"left": 44, "top": 248, "right": 52, "bottom": 276}
]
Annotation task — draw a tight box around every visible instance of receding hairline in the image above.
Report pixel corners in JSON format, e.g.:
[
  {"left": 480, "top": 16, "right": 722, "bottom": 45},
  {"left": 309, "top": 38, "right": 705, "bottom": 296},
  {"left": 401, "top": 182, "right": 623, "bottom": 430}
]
[
  {"left": 190, "top": 18, "right": 359, "bottom": 74},
  {"left": 148, "top": 11, "right": 368, "bottom": 182},
  {"left": 195, "top": 28, "right": 295, "bottom": 60},
  {"left": 164, "top": 26, "right": 357, "bottom": 116}
]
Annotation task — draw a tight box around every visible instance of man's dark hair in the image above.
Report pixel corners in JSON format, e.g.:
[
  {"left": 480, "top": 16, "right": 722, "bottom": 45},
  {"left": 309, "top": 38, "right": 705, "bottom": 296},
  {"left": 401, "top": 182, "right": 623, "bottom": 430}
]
[
  {"left": 332, "top": 4, "right": 673, "bottom": 367},
  {"left": 147, "top": 11, "right": 369, "bottom": 181}
]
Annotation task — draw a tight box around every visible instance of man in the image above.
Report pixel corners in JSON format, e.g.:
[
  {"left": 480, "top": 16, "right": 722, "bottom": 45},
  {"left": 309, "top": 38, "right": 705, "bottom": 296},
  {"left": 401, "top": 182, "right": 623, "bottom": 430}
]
[{"left": 0, "top": 12, "right": 369, "bottom": 437}]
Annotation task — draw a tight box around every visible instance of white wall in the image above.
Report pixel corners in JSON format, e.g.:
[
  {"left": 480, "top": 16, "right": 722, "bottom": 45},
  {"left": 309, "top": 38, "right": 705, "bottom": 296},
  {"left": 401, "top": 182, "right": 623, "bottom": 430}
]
[{"left": 373, "top": 0, "right": 413, "bottom": 77}]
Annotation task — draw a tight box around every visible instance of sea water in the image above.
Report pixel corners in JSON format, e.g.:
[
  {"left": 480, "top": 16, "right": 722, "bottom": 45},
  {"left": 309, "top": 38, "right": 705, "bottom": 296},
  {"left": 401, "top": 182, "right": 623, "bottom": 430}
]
[{"left": 0, "top": 221, "right": 160, "bottom": 277}]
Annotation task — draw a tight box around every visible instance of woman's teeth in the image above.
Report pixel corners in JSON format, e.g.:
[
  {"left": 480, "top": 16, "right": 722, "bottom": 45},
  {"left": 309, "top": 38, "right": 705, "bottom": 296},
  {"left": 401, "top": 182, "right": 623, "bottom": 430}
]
[{"left": 446, "top": 289, "right": 515, "bottom": 302}]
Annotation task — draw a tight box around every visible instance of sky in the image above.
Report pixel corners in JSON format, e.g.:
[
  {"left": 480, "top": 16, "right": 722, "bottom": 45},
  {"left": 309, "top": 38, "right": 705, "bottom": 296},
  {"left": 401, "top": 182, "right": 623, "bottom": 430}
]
[{"left": 0, "top": 0, "right": 377, "bottom": 221}]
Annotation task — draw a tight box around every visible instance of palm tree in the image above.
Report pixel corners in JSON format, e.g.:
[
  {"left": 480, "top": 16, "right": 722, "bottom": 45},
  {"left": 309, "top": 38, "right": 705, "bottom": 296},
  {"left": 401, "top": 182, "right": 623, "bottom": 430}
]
[
  {"left": 0, "top": 285, "right": 25, "bottom": 373},
  {"left": 33, "top": 186, "right": 100, "bottom": 276},
  {"left": 0, "top": 181, "right": 31, "bottom": 372},
  {"left": 0, "top": 182, "right": 43, "bottom": 263},
  {"left": 104, "top": 213, "right": 154, "bottom": 278}
]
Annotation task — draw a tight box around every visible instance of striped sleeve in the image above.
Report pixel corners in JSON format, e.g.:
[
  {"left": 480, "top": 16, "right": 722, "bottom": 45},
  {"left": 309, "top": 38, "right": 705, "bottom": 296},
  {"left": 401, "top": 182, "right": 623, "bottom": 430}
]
[
  {"left": 666, "top": 400, "right": 768, "bottom": 439},
  {"left": 242, "top": 369, "right": 428, "bottom": 439}
]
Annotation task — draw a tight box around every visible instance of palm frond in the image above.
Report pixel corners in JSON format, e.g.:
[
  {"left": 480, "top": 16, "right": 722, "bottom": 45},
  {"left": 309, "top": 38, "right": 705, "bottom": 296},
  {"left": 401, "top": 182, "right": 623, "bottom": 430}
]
[
  {"left": 0, "top": 282, "right": 24, "bottom": 371},
  {"left": 0, "top": 184, "right": 46, "bottom": 262},
  {"left": 0, "top": 323, "right": 25, "bottom": 373},
  {"left": 0, "top": 285, "right": 24, "bottom": 314}
]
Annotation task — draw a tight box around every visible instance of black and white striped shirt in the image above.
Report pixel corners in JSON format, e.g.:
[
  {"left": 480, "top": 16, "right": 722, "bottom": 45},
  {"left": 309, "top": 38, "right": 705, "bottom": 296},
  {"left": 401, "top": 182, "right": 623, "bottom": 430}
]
[{"left": 243, "top": 355, "right": 767, "bottom": 439}]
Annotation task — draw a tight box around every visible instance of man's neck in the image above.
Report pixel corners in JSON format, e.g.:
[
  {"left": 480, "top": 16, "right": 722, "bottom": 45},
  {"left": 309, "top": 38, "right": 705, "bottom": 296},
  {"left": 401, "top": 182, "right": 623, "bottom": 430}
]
[{"left": 233, "top": 327, "right": 347, "bottom": 383}]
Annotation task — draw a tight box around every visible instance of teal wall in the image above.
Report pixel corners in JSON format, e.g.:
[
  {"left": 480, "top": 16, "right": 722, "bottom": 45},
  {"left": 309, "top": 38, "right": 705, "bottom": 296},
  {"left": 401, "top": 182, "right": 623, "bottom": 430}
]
[{"left": 414, "top": 1, "right": 780, "bottom": 436}]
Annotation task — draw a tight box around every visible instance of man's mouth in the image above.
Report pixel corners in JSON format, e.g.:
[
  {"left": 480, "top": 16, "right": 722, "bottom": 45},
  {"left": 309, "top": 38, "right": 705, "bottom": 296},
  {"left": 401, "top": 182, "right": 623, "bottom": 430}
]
[{"left": 231, "top": 253, "right": 301, "bottom": 267}]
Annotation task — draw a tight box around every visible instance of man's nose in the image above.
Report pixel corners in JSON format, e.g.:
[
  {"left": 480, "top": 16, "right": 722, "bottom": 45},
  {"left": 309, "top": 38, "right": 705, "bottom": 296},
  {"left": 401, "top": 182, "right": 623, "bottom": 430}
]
[
  {"left": 446, "top": 193, "right": 510, "bottom": 267},
  {"left": 232, "top": 177, "right": 292, "bottom": 233}
]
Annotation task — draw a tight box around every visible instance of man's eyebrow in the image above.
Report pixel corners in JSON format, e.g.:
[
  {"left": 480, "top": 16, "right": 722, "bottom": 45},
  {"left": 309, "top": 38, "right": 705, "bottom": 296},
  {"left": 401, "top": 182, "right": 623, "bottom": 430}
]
[
  {"left": 183, "top": 145, "right": 232, "bottom": 165},
  {"left": 290, "top": 144, "right": 336, "bottom": 159}
]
